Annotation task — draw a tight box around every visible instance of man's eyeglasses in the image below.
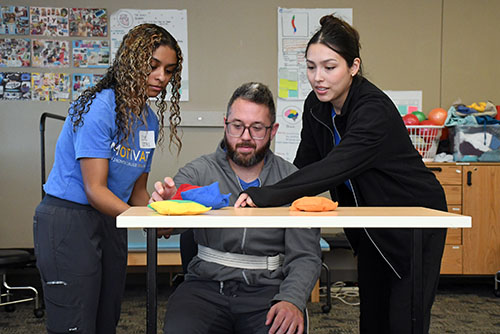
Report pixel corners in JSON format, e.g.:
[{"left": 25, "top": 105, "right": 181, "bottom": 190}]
[{"left": 225, "top": 121, "right": 273, "bottom": 140}]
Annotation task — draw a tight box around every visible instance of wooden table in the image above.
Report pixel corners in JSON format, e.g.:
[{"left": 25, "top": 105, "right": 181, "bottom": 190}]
[{"left": 117, "top": 206, "right": 471, "bottom": 334}]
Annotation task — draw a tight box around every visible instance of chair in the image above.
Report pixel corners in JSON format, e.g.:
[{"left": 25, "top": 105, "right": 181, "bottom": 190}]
[
  {"left": 40, "top": 112, "right": 66, "bottom": 198},
  {"left": 0, "top": 112, "right": 64, "bottom": 317},
  {"left": 0, "top": 249, "right": 44, "bottom": 317},
  {"left": 495, "top": 270, "right": 500, "bottom": 297},
  {"left": 304, "top": 307, "right": 309, "bottom": 334},
  {"left": 321, "top": 232, "right": 358, "bottom": 313},
  {"left": 127, "top": 230, "right": 183, "bottom": 286},
  {"left": 319, "top": 238, "right": 333, "bottom": 313}
]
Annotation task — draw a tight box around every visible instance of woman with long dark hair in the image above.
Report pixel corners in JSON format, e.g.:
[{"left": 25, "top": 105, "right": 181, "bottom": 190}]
[{"left": 236, "top": 15, "right": 447, "bottom": 334}]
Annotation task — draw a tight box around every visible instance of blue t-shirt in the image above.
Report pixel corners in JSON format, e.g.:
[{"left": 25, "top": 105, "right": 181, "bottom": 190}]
[
  {"left": 332, "top": 110, "right": 353, "bottom": 192},
  {"left": 238, "top": 178, "right": 260, "bottom": 191},
  {"left": 44, "top": 89, "right": 159, "bottom": 204}
]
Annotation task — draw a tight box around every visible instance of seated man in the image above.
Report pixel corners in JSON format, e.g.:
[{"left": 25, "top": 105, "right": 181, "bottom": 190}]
[{"left": 151, "top": 82, "right": 321, "bottom": 334}]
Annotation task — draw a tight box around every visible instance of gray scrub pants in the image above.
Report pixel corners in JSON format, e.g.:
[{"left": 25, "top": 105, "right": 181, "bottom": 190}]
[
  {"left": 164, "top": 279, "right": 286, "bottom": 334},
  {"left": 33, "top": 195, "right": 128, "bottom": 334}
]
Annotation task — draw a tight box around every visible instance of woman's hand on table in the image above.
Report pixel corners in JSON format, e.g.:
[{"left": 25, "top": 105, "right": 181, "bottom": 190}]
[{"left": 234, "top": 193, "right": 256, "bottom": 208}]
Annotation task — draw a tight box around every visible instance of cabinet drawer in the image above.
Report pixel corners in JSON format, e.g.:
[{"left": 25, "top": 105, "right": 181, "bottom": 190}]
[
  {"left": 447, "top": 205, "right": 462, "bottom": 214},
  {"left": 445, "top": 228, "right": 462, "bottom": 245},
  {"left": 442, "top": 185, "right": 462, "bottom": 205},
  {"left": 428, "top": 165, "right": 462, "bottom": 185},
  {"left": 440, "top": 245, "right": 462, "bottom": 274}
]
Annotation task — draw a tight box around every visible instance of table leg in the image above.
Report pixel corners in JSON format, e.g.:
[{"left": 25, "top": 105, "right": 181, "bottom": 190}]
[
  {"left": 146, "top": 228, "right": 158, "bottom": 334},
  {"left": 412, "top": 228, "right": 423, "bottom": 334}
]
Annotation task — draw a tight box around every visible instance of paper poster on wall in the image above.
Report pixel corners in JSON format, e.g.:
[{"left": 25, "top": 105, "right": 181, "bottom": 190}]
[
  {"left": 0, "top": 38, "right": 30, "bottom": 67},
  {"left": 384, "top": 90, "right": 422, "bottom": 116},
  {"left": 69, "top": 8, "right": 108, "bottom": 37},
  {"left": 0, "top": 6, "right": 29, "bottom": 35},
  {"left": 72, "top": 73, "right": 103, "bottom": 100},
  {"left": 72, "top": 40, "right": 110, "bottom": 68},
  {"left": 110, "top": 9, "right": 189, "bottom": 101},
  {"left": 0, "top": 72, "right": 31, "bottom": 100},
  {"left": 275, "top": 8, "right": 353, "bottom": 162},
  {"left": 32, "top": 72, "right": 70, "bottom": 101},
  {"left": 32, "top": 39, "right": 69, "bottom": 67},
  {"left": 274, "top": 101, "right": 304, "bottom": 163},
  {"left": 30, "top": 7, "right": 69, "bottom": 36}
]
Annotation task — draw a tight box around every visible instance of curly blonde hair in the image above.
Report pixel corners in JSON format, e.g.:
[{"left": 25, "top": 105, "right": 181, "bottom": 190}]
[{"left": 70, "top": 23, "right": 183, "bottom": 152}]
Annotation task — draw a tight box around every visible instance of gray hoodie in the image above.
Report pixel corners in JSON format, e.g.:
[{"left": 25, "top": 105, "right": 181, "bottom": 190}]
[{"left": 173, "top": 141, "right": 322, "bottom": 311}]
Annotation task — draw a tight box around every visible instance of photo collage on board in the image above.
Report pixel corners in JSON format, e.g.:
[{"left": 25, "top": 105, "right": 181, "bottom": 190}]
[{"left": 0, "top": 5, "right": 108, "bottom": 101}]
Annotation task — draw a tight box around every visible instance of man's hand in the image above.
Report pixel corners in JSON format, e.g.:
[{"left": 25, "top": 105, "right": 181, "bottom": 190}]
[
  {"left": 149, "top": 177, "right": 176, "bottom": 239},
  {"left": 234, "top": 193, "right": 256, "bottom": 208},
  {"left": 149, "top": 177, "right": 177, "bottom": 203},
  {"left": 266, "top": 301, "right": 304, "bottom": 334},
  {"left": 157, "top": 228, "right": 173, "bottom": 239}
]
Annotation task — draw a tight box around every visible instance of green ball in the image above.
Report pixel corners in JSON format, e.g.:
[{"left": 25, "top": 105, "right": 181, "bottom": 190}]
[{"left": 411, "top": 111, "right": 426, "bottom": 122}]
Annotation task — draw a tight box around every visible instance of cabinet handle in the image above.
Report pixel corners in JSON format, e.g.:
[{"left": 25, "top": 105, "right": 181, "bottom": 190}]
[
  {"left": 429, "top": 167, "right": 442, "bottom": 172},
  {"left": 467, "top": 171, "right": 472, "bottom": 186}
]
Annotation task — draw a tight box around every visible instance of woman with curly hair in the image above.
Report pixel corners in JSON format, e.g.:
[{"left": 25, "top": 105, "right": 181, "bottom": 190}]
[{"left": 33, "top": 23, "right": 183, "bottom": 334}]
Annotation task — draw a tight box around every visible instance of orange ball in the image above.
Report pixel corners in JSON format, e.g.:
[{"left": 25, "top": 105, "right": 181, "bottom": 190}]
[{"left": 428, "top": 108, "right": 448, "bottom": 126}]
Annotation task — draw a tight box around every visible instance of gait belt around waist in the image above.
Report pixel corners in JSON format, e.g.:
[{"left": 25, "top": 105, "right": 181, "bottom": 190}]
[{"left": 197, "top": 245, "right": 283, "bottom": 270}]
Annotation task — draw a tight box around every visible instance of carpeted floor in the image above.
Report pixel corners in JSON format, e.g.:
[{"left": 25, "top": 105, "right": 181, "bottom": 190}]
[{"left": 1, "top": 277, "right": 499, "bottom": 333}]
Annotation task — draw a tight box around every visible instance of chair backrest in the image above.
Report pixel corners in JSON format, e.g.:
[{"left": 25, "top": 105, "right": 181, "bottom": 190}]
[
  {"left": 304, "top": 307, "right": 309, "bottom": 334},
  {"left": 127, "top": 230, "right": 181, "bottom": 252},
  {"left": 39, "top": 112, "right": 66, "bottom": 199}
]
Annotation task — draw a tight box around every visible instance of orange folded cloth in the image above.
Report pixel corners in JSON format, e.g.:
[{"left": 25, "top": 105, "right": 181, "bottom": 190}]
[{"left": 290, "top": 196, "right": 338, "bottom": 212}]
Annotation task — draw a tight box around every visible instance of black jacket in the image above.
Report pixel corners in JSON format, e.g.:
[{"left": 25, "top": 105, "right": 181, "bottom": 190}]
[{"left": 245, "top": 76, "right": 447, "bottom": 278}]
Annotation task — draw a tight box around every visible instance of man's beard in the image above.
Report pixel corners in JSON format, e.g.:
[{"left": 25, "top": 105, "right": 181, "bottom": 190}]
[{"left": 224, "top": 134, "right": 270, "bottom": 167}]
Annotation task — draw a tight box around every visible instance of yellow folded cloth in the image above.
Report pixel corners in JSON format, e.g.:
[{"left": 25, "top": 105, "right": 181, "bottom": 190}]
[
  {"left": 148, "top": 200, "right": 211, "bottom": 215},
  {"left": 290, "top": 196, "right": 338, "bottom": 212},
  {"left": 467, "top": 102, "right": 487, "bottom": 112}
]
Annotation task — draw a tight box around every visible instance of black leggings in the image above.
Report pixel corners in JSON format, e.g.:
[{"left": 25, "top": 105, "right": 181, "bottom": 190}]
[{"left": 356, "top": 228, "right": 446, "bottom": 334}]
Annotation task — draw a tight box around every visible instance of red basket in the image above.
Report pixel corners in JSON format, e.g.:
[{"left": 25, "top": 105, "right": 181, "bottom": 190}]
[{"left": 406, "top": 125, "right": 443, "bottom": 162}]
